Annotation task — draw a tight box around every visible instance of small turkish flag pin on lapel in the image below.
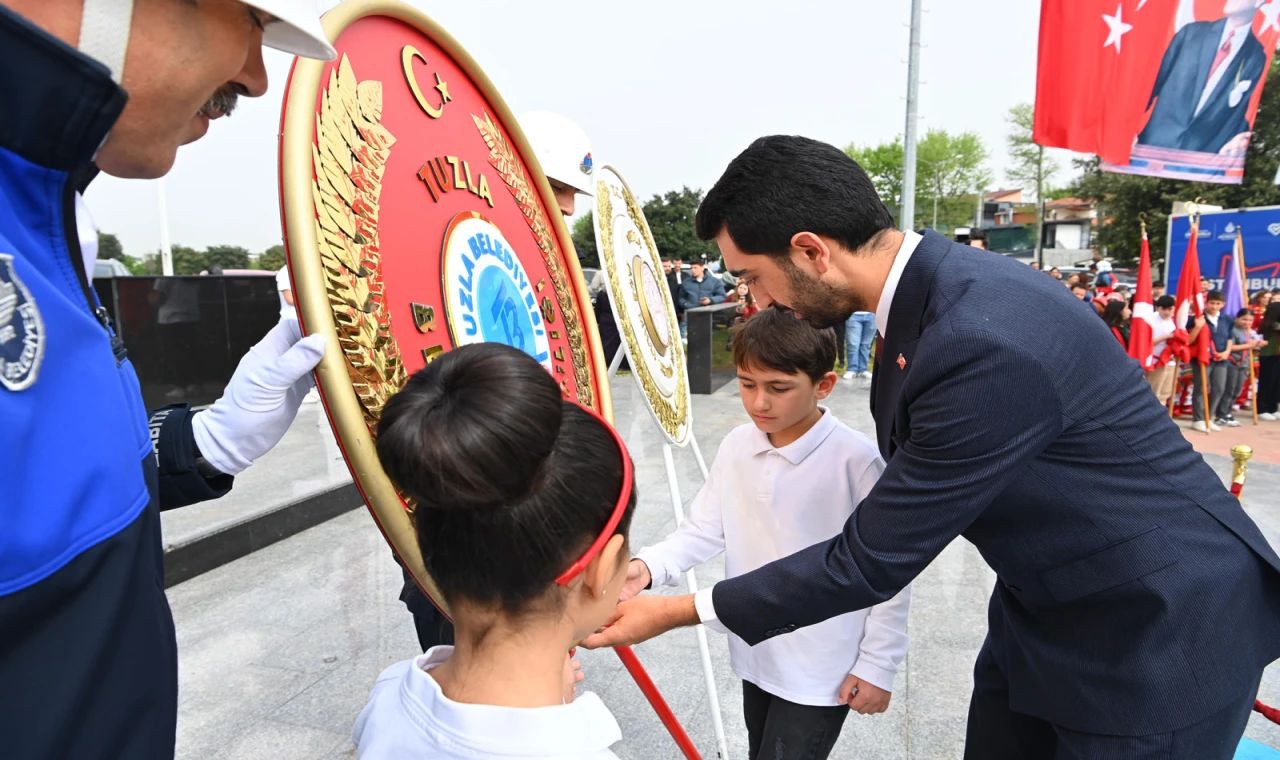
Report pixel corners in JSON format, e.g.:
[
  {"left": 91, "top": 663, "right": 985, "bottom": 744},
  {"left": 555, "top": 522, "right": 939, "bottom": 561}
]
[{"left": 897, "top": 354, "right": 906, "bottom": 370}]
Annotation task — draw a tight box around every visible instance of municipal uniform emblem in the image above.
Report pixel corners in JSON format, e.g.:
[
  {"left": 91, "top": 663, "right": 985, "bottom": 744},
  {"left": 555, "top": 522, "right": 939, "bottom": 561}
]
[
  {"left": 0, "top": 253, "right": 44, "bottom": 391},
  {"left": 580, "top": 152, "right": 593, "bottom": 175}
]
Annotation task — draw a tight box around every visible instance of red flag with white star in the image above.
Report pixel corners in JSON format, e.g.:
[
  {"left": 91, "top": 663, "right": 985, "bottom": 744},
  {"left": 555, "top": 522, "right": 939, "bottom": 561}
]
[
  {"left": 1035, "top": 0, "right": 1280, "bottom": 176},
  {"left": 1128, "top": 231, "right": 1155, "bottom": 369}
]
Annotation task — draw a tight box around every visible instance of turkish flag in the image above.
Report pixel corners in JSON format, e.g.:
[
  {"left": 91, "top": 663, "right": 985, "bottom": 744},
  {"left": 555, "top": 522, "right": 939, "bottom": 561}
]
[
  {"left": 1173, "top": 221, "right": 1213, "bottom": 365},
  {"left": 1128, "top": 232, "right": 1156, "bottom": 369},
  {"left": 1035, "top": 0, "right": 1280, "bottom": 166}
]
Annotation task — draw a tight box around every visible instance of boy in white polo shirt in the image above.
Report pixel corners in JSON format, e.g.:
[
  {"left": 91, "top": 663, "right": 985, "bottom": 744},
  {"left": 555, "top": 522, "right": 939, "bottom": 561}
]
[{"left": 622, "top": 308, "right": 910, "bottom": 760}]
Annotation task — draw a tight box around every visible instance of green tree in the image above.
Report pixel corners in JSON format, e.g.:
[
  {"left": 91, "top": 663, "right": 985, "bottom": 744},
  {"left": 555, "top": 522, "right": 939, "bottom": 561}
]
[
  {"left": 642, "top": 187, "right": 718, "bottom": 263},
  {"left": 570, "top": 213, "right": 599, "bottom": 268},
  {"left": 258, "top": 244, "right": 287, "bottom": 272},
  {"left": 845, "top": 137, "right": 905, "bottom": 210},
  {"left": 203, "top": 244, "right": 250, "bottom": 271},
  {"left": 1006, "top": 103, "right": 1060, "bottom": 265},
  {"left": 917, "top": 129, "right": 991, "bottom": 231},
  {"left": 170, "top": 245, "right": 204, "bottom": 275},
  {"left": 1070, "top": 60, "right": 1280, "bottom": 268},
  {"left": 97, "top": 232, "right": 125, "bottom": 261}
]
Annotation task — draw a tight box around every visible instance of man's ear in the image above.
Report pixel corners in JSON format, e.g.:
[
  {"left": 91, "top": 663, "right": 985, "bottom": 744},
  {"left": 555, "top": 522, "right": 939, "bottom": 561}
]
[{"left": 790, "top": 232, "right": 833, "bottom": 275}]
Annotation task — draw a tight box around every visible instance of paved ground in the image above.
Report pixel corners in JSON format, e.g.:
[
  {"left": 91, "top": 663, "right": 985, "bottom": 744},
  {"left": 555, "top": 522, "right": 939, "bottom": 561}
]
[{"left": 166, "top": 375, "right": 1280, "bottom": 760}]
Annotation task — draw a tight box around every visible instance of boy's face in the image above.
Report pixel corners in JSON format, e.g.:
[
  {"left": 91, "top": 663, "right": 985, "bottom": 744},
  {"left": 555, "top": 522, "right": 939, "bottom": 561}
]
[
  {"left": 1237, "top": 313, "right": 1254, "bottom": 329},
  {"left": 1206, "top": 298, "right": 1224, "bottom": 315},
  {"left": 737, "top": 363, "right": 835, "bottom": 437},
  {"left": 1158, "top": 305, "right": 1175, "bottom": 319}
]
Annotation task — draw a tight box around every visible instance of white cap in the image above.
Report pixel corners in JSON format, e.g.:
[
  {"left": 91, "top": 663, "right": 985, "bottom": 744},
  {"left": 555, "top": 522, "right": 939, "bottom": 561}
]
[
  {"left": 519, "top": 111, "right": 594, "bottom": 196},
  {"left": 248, "top": 0, "right": 337, "bottom": 61}
]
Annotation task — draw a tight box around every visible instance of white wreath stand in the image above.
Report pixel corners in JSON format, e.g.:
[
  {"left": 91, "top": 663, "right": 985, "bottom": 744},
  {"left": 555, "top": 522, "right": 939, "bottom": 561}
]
[{"left": 609, "top": 345, "right": 728, "bottom": 759}]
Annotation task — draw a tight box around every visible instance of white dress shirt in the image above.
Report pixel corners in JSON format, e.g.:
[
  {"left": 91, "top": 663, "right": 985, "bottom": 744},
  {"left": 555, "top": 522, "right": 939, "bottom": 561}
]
[
  {"left": 276, "top": 266, "right": 297, "bottom": 322},
  {"left": 648, "top": 410, "right": 911, "bottom": 705},
  {"left": 875, "top": 230, "right": 924, "bottom": 340},
  {"left": 1197, "top": 21, "right": 1251, "bottom": 116},
  {"left": 354, "top": 646, "right": 622, "bottom": 759},
  {"left": 694, "top": 231, "right": 923, "bottom": 645},
  {"left": 1146, "top": 312, "right": 1178, "bottom": 365}
]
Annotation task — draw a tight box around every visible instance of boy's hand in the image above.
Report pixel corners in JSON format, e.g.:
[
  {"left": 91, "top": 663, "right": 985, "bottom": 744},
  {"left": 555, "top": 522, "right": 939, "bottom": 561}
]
[
  {"left": 839, "top": 674, "right": 891, "bottom": 715},
  {"left": 562, "top": 652, "right": 584, "bottom": 703},
  {"left": 620, "top": 559, "right": 652, "bottom": 602}
]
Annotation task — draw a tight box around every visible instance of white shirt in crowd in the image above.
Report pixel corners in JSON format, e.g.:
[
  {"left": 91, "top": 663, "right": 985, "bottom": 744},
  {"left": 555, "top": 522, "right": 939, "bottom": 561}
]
[
  {"left": 642, "top": 409, "right": 911, "bottom": 706},
  {"left": 693, "top": 230, "right": 923, "bottom": 633},
  {"left": 1145, "top": 312, "right": 1179, "bottom": 366},
  {"left": 276, "top": 265, "right": 297, "bottom": 322},
  {"left": 354, "top": 646, "right": 622, "bottom": 759}
]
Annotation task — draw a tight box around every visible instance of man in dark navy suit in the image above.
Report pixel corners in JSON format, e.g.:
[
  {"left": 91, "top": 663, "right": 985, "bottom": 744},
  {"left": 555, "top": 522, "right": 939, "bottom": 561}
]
[
  {"left": 584, "top": 136, "right": 1280, "bottom": 758},
  {"left": 1138, "top": 0, "right": 1269, "bottom": 155}
]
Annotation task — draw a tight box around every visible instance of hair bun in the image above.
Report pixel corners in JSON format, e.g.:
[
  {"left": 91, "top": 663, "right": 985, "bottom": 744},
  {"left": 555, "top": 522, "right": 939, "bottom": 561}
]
[{"left": 376, "top": 343, "right": 564, "bottom": 512}]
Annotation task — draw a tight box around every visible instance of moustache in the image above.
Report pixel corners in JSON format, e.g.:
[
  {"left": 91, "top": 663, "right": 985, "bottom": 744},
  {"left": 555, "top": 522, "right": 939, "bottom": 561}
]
[{"left": 198, "top": 86, "right": 241, "bottom": 119}]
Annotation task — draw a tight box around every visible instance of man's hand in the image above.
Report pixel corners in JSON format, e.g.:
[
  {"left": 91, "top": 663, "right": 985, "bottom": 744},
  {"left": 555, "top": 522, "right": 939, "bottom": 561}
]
[
  {"left": 1219, "top": 132, "right": 1252, "bottom": 157},
  {"left": 839, "top": 674, "right": 891, "bottom": 715},
  {"left": 192, "top": 320, "right": 327, "bottom": 475},
  {"left": 700, "top": 297, "right": 711, "bottom": 305},
  {"left": 562, "top": 651, "right": 584, "bottom": 703},
  {"left": 580, "top": 594, "right": 698, "bottom": 649},
  {"left": 619, "top": 559, "right": 651, "bottom": 602}
]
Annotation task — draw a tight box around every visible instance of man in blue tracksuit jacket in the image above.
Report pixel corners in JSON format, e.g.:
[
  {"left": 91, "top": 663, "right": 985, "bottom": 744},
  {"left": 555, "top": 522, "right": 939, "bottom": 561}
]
[{"left": 0, "top": 1, "right": 335, "bottom": 757}]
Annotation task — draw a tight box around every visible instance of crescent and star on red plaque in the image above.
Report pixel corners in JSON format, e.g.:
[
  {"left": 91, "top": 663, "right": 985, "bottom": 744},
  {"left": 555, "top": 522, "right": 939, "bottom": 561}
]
[{"left": 278, "top": 0, "right": 609, "bottom": 613}]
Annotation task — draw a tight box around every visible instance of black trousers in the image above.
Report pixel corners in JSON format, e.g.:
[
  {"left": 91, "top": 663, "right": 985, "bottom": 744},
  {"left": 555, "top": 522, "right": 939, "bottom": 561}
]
[
  {"left": 964, "top": 642, "right": 1262, "bottom": 760},
  {"left": 742, "top": 680, "right": 848, "bottom": 760},
  {"left": 1259, "top": 355, "right": 1280, "bottom": 414}
]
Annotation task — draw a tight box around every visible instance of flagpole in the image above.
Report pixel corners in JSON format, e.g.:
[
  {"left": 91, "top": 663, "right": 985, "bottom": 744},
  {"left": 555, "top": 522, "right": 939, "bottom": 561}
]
[
  {"left": 1192, "top": 211, "right": 1212, "bottom": 434},
  {"left": 1239, "top": 230, "right": 1258, "bottom": 425}
]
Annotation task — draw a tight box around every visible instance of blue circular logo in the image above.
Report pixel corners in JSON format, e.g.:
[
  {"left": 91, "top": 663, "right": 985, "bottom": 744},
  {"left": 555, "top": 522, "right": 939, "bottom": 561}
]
[{"left": 477, "top": 266, "right": 538, "bottom": 357}]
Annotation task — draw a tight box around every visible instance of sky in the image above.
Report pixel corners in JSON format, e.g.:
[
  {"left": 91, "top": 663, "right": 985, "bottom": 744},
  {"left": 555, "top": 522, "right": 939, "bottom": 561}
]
[{"left": 85, "top": 0, "right": 1074, "bottom": 258}]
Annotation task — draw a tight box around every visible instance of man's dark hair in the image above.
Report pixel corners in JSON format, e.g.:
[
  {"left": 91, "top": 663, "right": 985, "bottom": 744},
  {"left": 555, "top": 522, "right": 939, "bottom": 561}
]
[
  {"left": 1155, "top": 295, "right": 1176, "bottom": 308},
  {"left": 1072, "top": 283, "right": 1088, "bottom": 292},
  {"left": 1207, "top": 290, "right": 1226, "bottom": 302},
  {"left": 695, "top": 136, "right": 894, "bottom": 256},
  {"left": 731, "top": 308, "right": 836, "bottom": 381}
]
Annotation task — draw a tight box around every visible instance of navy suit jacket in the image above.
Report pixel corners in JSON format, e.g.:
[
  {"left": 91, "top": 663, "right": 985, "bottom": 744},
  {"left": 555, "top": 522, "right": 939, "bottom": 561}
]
[
  {"left": 711, "top": 231, "right": 1280, "bottom": 735},
  {"left": 1138, "top": 18, "right": 1266, "bottom": 153}
]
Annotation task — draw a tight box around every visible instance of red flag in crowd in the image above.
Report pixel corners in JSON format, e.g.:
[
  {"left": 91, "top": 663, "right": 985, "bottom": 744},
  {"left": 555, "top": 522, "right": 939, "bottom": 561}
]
[
  {"left": 1035, "top": 1, "right": 1280, "bottom": 169},
  {"left": 1128, "top": 231, "right": 1155, "bottom": 369},
  {"left": 1173, "top": 221, "right": 1212, "bottom": 365}
]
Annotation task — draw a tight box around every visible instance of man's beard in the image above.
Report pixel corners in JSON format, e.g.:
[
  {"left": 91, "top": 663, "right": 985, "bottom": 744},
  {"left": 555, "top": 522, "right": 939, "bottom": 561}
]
[{"left": 776, "top": 259, "right": 866, "bottom": 329}]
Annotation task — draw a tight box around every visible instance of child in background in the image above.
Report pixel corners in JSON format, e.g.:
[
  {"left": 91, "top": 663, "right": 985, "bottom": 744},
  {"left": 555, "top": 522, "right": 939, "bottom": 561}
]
[
  {"left": 1222, "top": 309, "right": 1262, "bottom": 427},
  {"left": 1258, "top": 303, "right": 1280, "bottom": 421},
  {"left": 622, "top": 309, "right": 910, "bottom": 760},
  {"left": 733, "top": 281, "right": 759, "bottom": 321},
  {"left": 1144, "top": 295, "right": 1183, "bottom": 407},
  {"left": 355, "top": 344, "right": 636, "bottom": 759},
  {"left": 1188, "top": 290, "right": 1234, "bottom": 432}
]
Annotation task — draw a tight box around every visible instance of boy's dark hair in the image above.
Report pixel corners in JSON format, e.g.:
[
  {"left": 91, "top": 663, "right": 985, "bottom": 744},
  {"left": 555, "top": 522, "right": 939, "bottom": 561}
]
[
  {"left": 1155, "top": 295, "right": 1176, "bottom": 308},
  {"left": 1072, "top": 283, "right": 1088, "bottom": 292},
  {"left": 731, "top": 308, "right": 837, "bottom": 381},
  {"left": 1207, "top": 290, "right": 1226, "bottom": 302},
  {"left": 376, "top": 343, "right": 636, "bottom": 614},
  {"left": 1237, "top": 308, "right": 1254, "bottom": 319},
  {"left": 695, "top": 135, "right": 894, "bottom": 257}
]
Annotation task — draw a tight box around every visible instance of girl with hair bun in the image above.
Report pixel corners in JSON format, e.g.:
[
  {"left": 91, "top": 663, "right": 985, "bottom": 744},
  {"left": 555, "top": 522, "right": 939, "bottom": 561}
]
[{"left": 354, "top": 343, "right": 637, "bottom": 759}]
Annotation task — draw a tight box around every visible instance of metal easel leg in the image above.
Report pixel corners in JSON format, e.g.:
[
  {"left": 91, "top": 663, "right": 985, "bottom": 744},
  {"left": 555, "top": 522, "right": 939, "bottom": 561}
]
[{"left": 662, "top": 443, "right": 729, "bottom": 759}]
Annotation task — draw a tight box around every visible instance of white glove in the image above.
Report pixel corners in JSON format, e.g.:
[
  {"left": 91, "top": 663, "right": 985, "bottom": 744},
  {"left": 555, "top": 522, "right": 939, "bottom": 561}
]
[{"left": 192, "top": 319, "right": 327, "bottom": 475}]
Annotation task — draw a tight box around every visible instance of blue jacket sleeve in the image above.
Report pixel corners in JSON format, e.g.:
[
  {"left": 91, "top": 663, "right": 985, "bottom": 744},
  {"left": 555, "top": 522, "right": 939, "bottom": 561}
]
[
  {"left": 678, "top": 280, "right": 698, "bottom": 312},
  {"left": 711, "top": 331, "right": 1063, "bottom": 646},
  {"left": 148, "top": 405, "right": 233, "bottom": 510},
  {"left": 710, "top": 278, "right": 728, "bottom": 304}
]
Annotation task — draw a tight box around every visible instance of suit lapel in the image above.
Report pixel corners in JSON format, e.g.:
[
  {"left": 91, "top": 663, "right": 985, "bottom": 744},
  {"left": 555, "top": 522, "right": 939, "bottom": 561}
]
[
  {"left": 1191, "top": 18, "right": 1227, "bottom": 108},
  {"left": 870, "top": 231, "right": 950, "bottom": 460}
]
